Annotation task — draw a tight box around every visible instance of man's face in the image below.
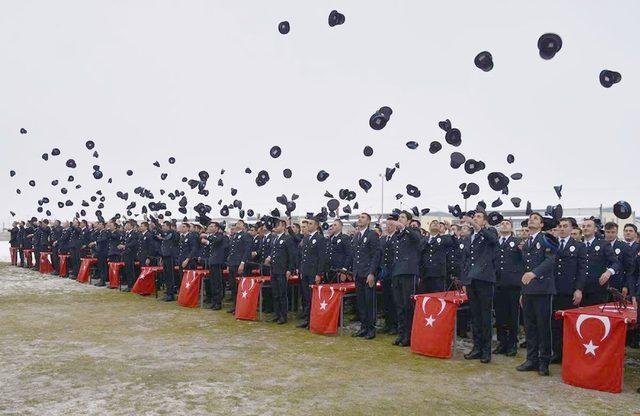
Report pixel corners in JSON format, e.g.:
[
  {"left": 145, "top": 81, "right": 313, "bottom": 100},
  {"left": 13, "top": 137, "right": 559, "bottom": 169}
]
[
  {"left": 550, "top": 226, "right": 560, "bottom": 237},
  {"left": 398, "top": 213, "right": 409, "bottom": 227},
  {"left": 307, "top": 220, "right": 318, "bottom": 233},
  {"left": 439, "top": 223, "right": 447, "bottom": 234},
  {"left": 328, "top": 223, "right": 336, "bottom": 235},
  {"left": 124, "top": 223, "right": 132, "bottom": 231},
  {"left": 292, "top": 224, "right": 300, "bottom": 234},
  {"left": 604, "top": 227, "right": 617, "bottom": 242},
  {"left": 557, "top": 221, "right": 572, "bottom": 238},
  {"left": 206, "top": 224, "right": 216, "bottom": 233},
  {"left": 301, "top": 223, "right": 308, "bottom": 235},
  {"left": 429, "top": 220, "right": 440, "bottom": 234},
  {"left": 570, "top": 228, "right": 582, "bottom": 240},
  {"left": 623, "top": 227, "right": 637, "bottom": 243},
  {"left": 179, "top": 224, "right": 188, "bottom": 233},
  {"left": 409, "top": 220, "right": 420, "bottom": 229},
  {"left": 460, "top": 225, "right": 471, "bottom": 238},
  {"left": 333, "top": 221, "right": 343, "bottom": 234},
  {"left": 357, "top": 214, "right": 368, "bottom": 228},
  {"left": 498, "top": 220, "right": 512, "bottom": 235},
  {"left": 273, "top": 221, "right": 285, "bottom": 234},
  {"left": 95, "top": 222, "right": 103, "bottom": 230},
  {"left": 582, "top": 220, "right": 596, "bottom": 238},
  {"left": 386, "top": 219, "right": 396, "bottom": 233},
  {"left": 248, "top": 228, "right": 257, "bottom": 237},
  {"left": 162, "top": 224, "right": 170, "bottom": 232},
  {"left": 140, "top": 224, "right": 148, "bottom": 232},
  {"left": 528, "top": 214, "right": 543, "bottom": 231},
  {"left": 473, "top": 213, "right": 486, "bottom": 228},
  {"left": 519, "top": 228, "right": 530, "bottom": 239}
]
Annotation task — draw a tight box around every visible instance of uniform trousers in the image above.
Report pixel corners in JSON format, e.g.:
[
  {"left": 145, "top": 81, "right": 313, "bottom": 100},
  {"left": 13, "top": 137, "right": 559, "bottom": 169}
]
[{"left": 522, "top": 293, "right": 553, "bottom": 365}]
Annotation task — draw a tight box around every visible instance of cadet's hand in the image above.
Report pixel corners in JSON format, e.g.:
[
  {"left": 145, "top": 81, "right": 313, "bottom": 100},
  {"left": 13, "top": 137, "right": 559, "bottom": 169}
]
[
  {"left": 117, "top": 244, "right": 125, "bottom": 250},
  {"left": 285, "top": 270, "right": 291, "bottom": 279},
  {"left": 366, "top": 274, "right": 375, "bottom": 288},
  {"left": 145, "top": 259, "right": 150, "bottom": 266},
  {"left": 200, "top": 238, "right": 208, "bottom": 244},
  {"left": 598, "top": 270, "right": 612, "bottom": 286},
  {"left": 238, "top": 263, "right": 245, "bottom": 274},
  {"left": 251, "top": 251, "right": 257, "bottom": 258},
  {"left": 519, "top": 295, "right": 523, "bottom": 307},
  {"left": 264, "top": 256, "right": 271, "bottom": 265},
  {"left": 521, "top": 272, "right": 536, "bottom": 285},
  {"left": 461, "top": 285, "right": 467, "bottom": 295},
  {"left": 572, "top": 289, "right": 583, "bottom": 306},
  {"left": 181, "top": 259, "right": 189, "bottom": 268},
  {"left": 315, "top": 275, "right": 322, "bottom": 285},
  {"left": 621, "top": 287, "right": 628, "bottom": 298},
  {"left": 632, "top": 297, "right": 637, "bottom": 310},
  {"left": 339, "top": 273, "right": 347, "bottom": 282}
]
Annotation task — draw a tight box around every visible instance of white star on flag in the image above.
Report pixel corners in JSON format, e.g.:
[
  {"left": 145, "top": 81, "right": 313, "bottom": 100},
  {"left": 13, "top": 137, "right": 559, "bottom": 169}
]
[
  {"left": 320, "top": 300, "right": 327, "bottom": 310},
  {"left": 185, "top": 281, "right": 190, "bottom": 288},
  {"left": 583, "top": 340, "right": 599, "bottom": 356},
  {"left": 242, "top": 290, "right": 248, "bottom": 299},
  {"left": 425, "top": 315, "right": 435, "bottom": 327}
]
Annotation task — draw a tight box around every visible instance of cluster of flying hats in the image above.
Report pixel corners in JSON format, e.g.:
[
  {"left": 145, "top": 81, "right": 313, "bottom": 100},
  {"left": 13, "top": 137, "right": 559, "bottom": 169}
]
[{"left": 278, "top": 9, "right": 345, "bottom": 35}]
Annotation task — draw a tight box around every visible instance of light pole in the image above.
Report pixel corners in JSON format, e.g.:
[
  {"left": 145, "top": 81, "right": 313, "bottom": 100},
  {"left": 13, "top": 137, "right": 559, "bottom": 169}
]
[{"left": 378, "top": 173, "right": 384, "bottom": 216}]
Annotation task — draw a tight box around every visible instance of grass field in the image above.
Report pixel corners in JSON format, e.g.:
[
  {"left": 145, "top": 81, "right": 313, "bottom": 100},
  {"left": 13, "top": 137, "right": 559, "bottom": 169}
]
[{"left": 0, "top": 263, "right": 639, "bottom": 415}]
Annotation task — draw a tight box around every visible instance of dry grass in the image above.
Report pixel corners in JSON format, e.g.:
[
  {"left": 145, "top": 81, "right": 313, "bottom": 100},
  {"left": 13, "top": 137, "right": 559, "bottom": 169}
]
[{"left": 0, "top": 263, "right": 638, "bottom": 416}]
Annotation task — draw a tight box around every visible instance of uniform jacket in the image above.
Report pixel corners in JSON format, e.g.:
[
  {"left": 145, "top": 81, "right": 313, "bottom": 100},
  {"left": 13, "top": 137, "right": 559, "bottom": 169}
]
[
  {"left": 553, "top": 237, "right": 586, "bottom": 295},
  {"left": 327, "top": 232, "right": 352, "bottom": 270},
  {"left": 521, "top": 232, "right": 556, "bottom": 295},
  {"left": 300, "top": 231, "right": 327, "bottom": 277},
  {"left": 269, "top": 233, "right": 297, "bottom": 275},
  {"left": 391, "top": 226, "right": 422, "bottom": 277},
  {"left": 494, "top": 235, "right": 524, "bottom": 287},
  {"left": 459, "top": 227, "right": 499, "bottom": 285},
  {"left": 227, "top": 230, "right": 252, "bottom": 266},
  {"left": 205, "top": 232, "right": 230, "bottom": 265},
  {"left": 420, "top": 234, "right": 455, "bottom": 279},
  {"left": 575, "top": 237, "right": 621, "bottom": 294},
  {"left": 351, "top": 228, "right": 381, "bottom": 278}
]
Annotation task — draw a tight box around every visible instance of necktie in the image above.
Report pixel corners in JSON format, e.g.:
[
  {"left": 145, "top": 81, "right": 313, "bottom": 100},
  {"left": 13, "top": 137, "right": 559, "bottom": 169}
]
[
  {"left": 586, "top": 241, "right": 591, "bottom": 248},
  {"left": 500, "top": 237, "right": 506, "bottom": 246},
  {"left": 528, "top": 236, "right": 533, "bottom": 247},
  {"left": 559, "top": 239, "right": 565, "bottom": 252}
]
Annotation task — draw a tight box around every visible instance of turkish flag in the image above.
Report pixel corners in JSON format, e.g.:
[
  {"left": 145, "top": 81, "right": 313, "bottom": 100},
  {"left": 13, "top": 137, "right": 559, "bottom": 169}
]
[
  {"left": 310, "top": 284, "right": 345, "bottom": 334},
  {"left": 10, "top": 247, "right": 17, "bottom": 266},
  {"left": 108, "top": 262, "right": 125, "bottom": 289},
  {"left": 77, "top": 258, "right": 97, "bottom": 283},
  {"left": 59, "top": 254, "right": 70, "bottom": 277},
  {"left": 411, "top": 291, "right": 467, "bottom": 359},
  {"left": 132, "top": 266, "right": 163, "bottom": 296},
  {"left": 39, "top": 252, "right": 54, "bottom": 274},
  {"left": 561, "top": 305, "right": 634, "bottom": 393},
  {"left": 235, "top": 277, "right": 263, "bottom": 320},
  {"left": 23, "top": 249, "right": 33, "bottom": 267},
  {"left": 177, "top": 270, "right": 208, "bottom": 308}
]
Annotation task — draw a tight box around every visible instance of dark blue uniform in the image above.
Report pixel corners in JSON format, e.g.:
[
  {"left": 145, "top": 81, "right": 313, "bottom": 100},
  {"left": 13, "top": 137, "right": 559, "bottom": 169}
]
[
  {"left": 95, "top": 229, "right": 111, "bottom": 285},
  {"left": 326, "top": 232, "right": 352, "bottom": 281},
  {"left": 68, "top": 226, "right": 82, "bottom": 277},
  {"left": 49, "top": 225, "right": 63, "bottom": 274},
  {"left": 122, "top": 230, "right": 140, "bottom": 289},
  {"left": 380, "top": 232, "right": 398, "bottom": 333},
  {"left": 299, "top": 231, "right": 327, "bottom": 325},
  {"left": 226, "top": 230, "right": 253, "bottom": 311},
  {"left": 137, "top": 230, "right": 157, "bottom": 266},
  {"left": 460, "top": 227, "right": 498, "bottom": 359},
  {"left": 204, "top": 231, "right": 230, "bottom": 308},
  {"left": 551, "top": 236, "right": 586, "bottom": 362},
  {"left": 493, "top": 235, "right": 524, "bottom": 354},
  {"left": 158, "top": 230, "right": 179, "bottom": 299},
  {"left": 608, "top": 240, "right": 635, "bottom": 292},
  {"left": 269, "top": 233, "right": 297, "bottom": 322},
  {"left": 258, "top": 232, "right": 275, "bottom": 276},
  {"left": 576, "top": 237, "right": 621, "bottom": 306},
  {"left": 520, "top": 232, "right": 556, "bottom": 371},
  {"left": 419, "top": 234, "right": 455, "bottom": 293},
  {"left": 391, "top": 226, "right": 422, "bottom": 345},
  {"left": 351, "top": 228, "right": 381, "bottom": 337}
]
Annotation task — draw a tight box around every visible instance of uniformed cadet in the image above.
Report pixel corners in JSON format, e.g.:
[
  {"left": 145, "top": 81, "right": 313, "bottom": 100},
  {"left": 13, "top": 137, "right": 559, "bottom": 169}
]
[
  {"left": 157, "top": 221, "right": 179, "bottom": 301},
  {"left": 379, "top": 216, "right": 398, "bottom": 334},
  {"left": 517, "top": 213, "right": 556, "bottom": 376},
  {"left": 90, "top": 221, "right": 110, "bottom": 286},
  {"left": 68, "top": 219, "right": 82, "bottom": 278},
  {"left": 550, "top": 217, "right": 586, "bottom": 363},
  {"left": 623, "top": 224, "right": 640, "bottom": 255},
  {"left": 200, "top": 222, "right": 229, "bottom": 310},
  {"left": 326, "top": 219, "right": 352, "bottom": 282},
  {"left": 79, "top": 220, "right": 92, "bottom": 257},
  {"left": 226, "top": 221, "right": 253, "bottom": 313},
  {"left": 31, "top": 220, "right": 44, "bottom": 270},
  {"left": 9, "top": 222, "right": 19, "bottom": 250},
  {"left": 298, "top": 217, "right": 327, "bottom": 328},
  {"left": 17, "top": 221, "right": 26, "bottom": 267},
  {"left": 419, "top": 219, "right": 455, "bottom": 294},
  {"left": 49, "top": 220, "right": 63, "bottom": 275},
  {"left": 493, "top": 219, "right": 523, "bottom": 357},
  {"left": 264, "top": 219, "right": 297, "bottom": 324},
  {"left": 390, "top": 210, "right": 422, "bottom": 347},
  {"left": 603, "top": 222, "right": 635, "bottom": 294},
  {"left": 575, "top": 217, "right": 621, "bottom": 306},
  {"left": 257, "top": 224, "right": 274, "bottom": 276},
  {"left": 118, "top": 220, "right": 139, "bottom": 291},
  {"left": 247, "top": 225, "right": 263, "bottom": 271},
  {"left": 137, "top": 221, "right": 156, "bottom": 266},
  {"left": 351, "top": 213, "right": 381, "bottom": 339},
  {"left": 459, "top": 211, "right": 499, "bottom": 363}
]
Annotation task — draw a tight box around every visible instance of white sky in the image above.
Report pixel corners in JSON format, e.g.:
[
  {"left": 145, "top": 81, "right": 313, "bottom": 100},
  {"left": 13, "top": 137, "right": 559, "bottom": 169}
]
[{"left": 1, "top": 1, "right": 639, "bottom": 225}]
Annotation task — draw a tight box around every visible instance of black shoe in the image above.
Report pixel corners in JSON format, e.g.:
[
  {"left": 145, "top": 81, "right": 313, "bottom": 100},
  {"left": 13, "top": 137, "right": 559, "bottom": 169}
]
[
  {"left": 549, "top": 354, "right": 562, "bottom": 364},
  {"left": 352, "top": 329, "right": 367, "bottom": 338},
  {"left": 399, "top": 337, "right": 410, "bottom": 347},
  {"left": 122, "top": 287, "right": 131, "bottom": 292},
  {"left": 162, "top": 295, "right": 175, "bottom": 302},
  {"left": 227, "top": 308, "right": 235, "bottom": 314},
  {"left": 210, "top": 304, "right": 222, "bottom": 310},
  {"left": 51, "top": 272, "right": 58, "bottom": 276},
  {"left": 480, "top": 355, "right": 491, "bottom": 364},
  {"left": 270, "top": 317, "right": 281, "bottom": 323},
  {"left": 492, "top": 344, "right": 507, "bottom": 355},
  {"left": 504, "top": 348, "right": 518, "bottom": 357},
  {"left": 388, "top": 328, "right": 398, "bottom": 335},
  {"left": 277, "top": 318, "right": 287, "bottom": 325},
  {"left": 519, "top": 341, "right": 527, "bottom": 349},
  {"left": 464, "top": 349, "right": 482, "bottom": 360},
  {"left": 94, "top": 281, "right": 106, "bottom": 287},
  {"left": 296, "top": 321, "right": 309, "bottom": 329},
  {"left": 538, "top": 363, "right": 550, "bottom": 376},
  {"left": 364, "top": 330, "right": 376, "bottom": 340},
  {"left": 516, "top": 360, "right": 539, "bottom": 372},
  {"left": 392, "top": 336, "right": 403, "bottom": 346}
]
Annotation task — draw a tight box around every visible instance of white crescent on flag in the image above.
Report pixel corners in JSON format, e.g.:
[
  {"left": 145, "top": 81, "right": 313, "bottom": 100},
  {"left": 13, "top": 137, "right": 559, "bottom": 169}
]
[
  {"left": 576, "top": 314, "right": 611, "bottom": 342},
  {"left": 421, "top": 296, "right": 447, "bottom": 316}
]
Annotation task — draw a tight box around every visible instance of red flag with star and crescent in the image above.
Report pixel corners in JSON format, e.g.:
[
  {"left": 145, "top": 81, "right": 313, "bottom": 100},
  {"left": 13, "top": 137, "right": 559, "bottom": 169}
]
[
  {"left": 310, "top": 284, "right": 345, "bottom": 334},
  {"left": 77, "top": 258, "right": 97, "bottom": 283},
  {"left": 177, "top": 269, "right": 207, "bottom": 308},
  {"left": 132, "top": 266, "right": 163, "bottom": 295},
  {"left": 235, "top": 277, "right": 262, "bottom": 320},
  {"left": 558, "top": 304, "right": 636, "bottom": 393},
  {"left": 108, "top": 262, "right": 125, "bottom": 289},
  {"left": 410, "top": 291, "right": 467, "bottom": 359}
]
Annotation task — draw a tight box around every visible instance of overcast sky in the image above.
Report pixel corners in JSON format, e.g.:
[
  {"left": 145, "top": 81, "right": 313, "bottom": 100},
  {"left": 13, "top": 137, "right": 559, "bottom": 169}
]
[{"left": 1, "top": 1, "right": 639, "bottom": 225}]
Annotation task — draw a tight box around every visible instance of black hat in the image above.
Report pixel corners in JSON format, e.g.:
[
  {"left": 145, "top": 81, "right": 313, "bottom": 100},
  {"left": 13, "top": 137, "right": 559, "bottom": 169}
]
[
  {"left": 613, "top": 201, "right": 632, "bottom": 219},
  {"left": 429, "top": 141, "right": 442, "bottom": 154},
  {"left": 507, "top": 154, "right": 515, "bottom": 164},
  {"left": 554, "top": 185, "right": 562, "bottom": 199},
  {"left": 466, "top": 182, "right": 480, "bottom": 196},
  {"left": 406, "top": 141, "right": 419, "bottom": 150},
  {"left": 363, "top": 146, "right": 373, "bottom": 157},
  {"left": 487, "top": 172, "right": 509, "bottom": 192},
  {"left": 276, "top": 194, "right": 288, "bottom": 205},
  {"left": 510, "top": 197, "right": 522, "bottom": 208},
  {"left": 385, "top": 167, "right": 396, "bottom": 181},
  {"left": 464, "top": 159, "right": 481, "bottom": 174},
  {"left": 178, "top": 207, "right": 187, "bottom": 214},
  {"left": 231, "top": 188, "right": 238, "bottom": 196},
  {"left": 599, "top": 70, "right": 622, "bottom": 88},
  {"left": 438, "top": 119, "right": 451, "bottom": 132},
  {"left": 217, "top": 179, "right": 223, "bottom": 186},
  {"left": 153, "top": 161, "right": 160, "bottom": 167},
  {"left": 168, "top": 157, "right": 176, "bottom": 164},
  {"left": 343, "top": 205, "right": 352, "bottom": 214},
  {"left": 247, "top": 209, "right": 254, "bottom": 217},
  {"left": 448, "top": 204, "right": 463, "bottom": 219},
  {"left": 324, "top": 191, "right": 334, "bottom": 198},
  {"left": 474, "top": 51, "right": 494, "bottom": 72},
  {"left": 450, "top": 152, "right": 465, "bottom": 169},
  {"left": 92, "top": 151, "right": 99, "bottom": 158},
  {"left": 65, "top": 200, "right": 73, "bottom": 207},
  {"left": 445, "top": 128, "right": 462, "bottom": 147},
  {"left": 525, "top": 201, "right": 533, "bottom": 215},
  {"left": 488, "top": 211, "right": 503, "bottom": 226},
  {"left": 90, "top": 196, "right": 97, "bottom": 202},
  {"left": 510, "top": 173, "right": 523, "bottom": 180},
  {"left": 270, "top": 146, "right": 282, "bottom": 158},
  {"left": 542, "top": 217, "right": 558, "bottom": 232},
  {"left": 57, "top": 201, "right": 64, "bottom": 208},
  {"left": 160, "top": 173, "right": 168, "bottom": 180},
  {"left": 421, "top": 208, "right": 430, "bottom": 215},
  {"left": 395, "top": 193, "right": 403, "bottom": 200},
  {"left": 353, "top": 201, "right": 358, "bottom": 210},
  {"left": 42, "top": 153, "right": 49, "bottom": 161},
  {"left": 359, "top": 179, "right": 372, "bottom": 193},
  {"left": 491, "top": 197, "right": 503, "bottom": 208},
  {"left": 327, "top": 198, "right": 340, "bottom": 211},
  {"left": 283, "top": 168, "right": 292, "bottom": 178},
  {"left": 61, "top": 188, "right": 67, "bottom": 194},
  {"left": 369, "top": 106, "right": 392, "bottom": 130},
  {"left": 28, "top": 180, "right": 35, "bottom": 187},
  {"left": 278, "top": 21, "right": 290, "bottom": 35},
  {"left": 317, "top": 170, "right": 330, "bottom": 182},
  {"left": 537, "top": 33, "right": 562, "bottom": 60},
  {"left": 51, "top": 179, "right": 58, "bottom": 186},
  {"left": 411, "top": 206, "right": 420, "bottom": 217},
  {"left": 85, "top": 140, "right": 95, "bottom": 150},
  {"left": 245, "top": 167, "right": 252, "bottom": 174},
  {"left": 256, "top": 170, "right": 270, "bottom": 186},
  {"left": 66, "top": 159, "right": 76, "bottom": 168},
  {"left": 328, "top": 10, "right": 346, "bottom": 27},
  {"left": 67, "top": 175, "right": 74, "bottom": 182},
  {"left": 406, "top": 184, "right": 421, "bottom": 198},
  {"left": 198, "top": 170, "right": 209, "bottom": 181},
  {"left": 126, "top": 170, "right": 133, "bottom": 176},
  {"left": 20, "top": 128, "right": 27, "bottom": 134},
  {"left": 10, "top": 170, "right": 16, "bottom": 177}
]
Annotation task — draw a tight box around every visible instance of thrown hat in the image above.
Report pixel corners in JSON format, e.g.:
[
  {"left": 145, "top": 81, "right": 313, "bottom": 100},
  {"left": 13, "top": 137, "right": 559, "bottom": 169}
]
[
  {"left": 126, "top": 170, "right": 133, "bottom": 176},
  {"left": 10, "top": 170, "right": 16, "bottom": 177},
  {"left": 256, "top": 170, "right": 270, "bottom": 186},
  {"left": 328, "top": 10, "right": 345, "bottom": 27},
  {"left": 283, "top": 168, "right": 292, "bottom": 178},
  {"left": 488, "top": 211, "right": 503, "bottom": 226},
  {"left": 491, "top": 197, "right": 503, "bottom": 208},
  {"left": 317, "top": 170, "right": 330, "bottom": 182},
  {"left": 445, "top": 128, "right": 462, "bottom": 146},
  {"left": 429, "top": 141, "right": 442, "bottom": 154},
  {"left": 599, "top": 70, "right": 622, "bottom": 88},
  {"left": 406, "top": 184, "right": 421, "bottom": 198},
  {"left": 359, "top": 179, "right": 372, "bottom": 193},
  {"left": 510, "top": 173, "right": 523, "bottom": 180},
  {"left": 554, "top": 185, "right": 562, "bottom": 199},
  {"left": 507, "top": 154, "right": 515, "bottom": 164},
  {"left": 487, "top": 172, "right": 509, "bottom": 192},
  {"left": 168, "top": 157, "right": 175, "bottom": 164},
  {"left": 42, "top": 153, "right": 48, "bottom": 161},
  {"left": 464, "top": 159, "right": 481, "bottom": 174},
  {"left": 537, "top": 33, "right": 562, "bottom": 60},
  {"left": 385, "top": 167, "right": 396, "bottom": 181},
  {"left": 85, "top": 140, "right": 95, "bottom": 150},
  {"left": 613, "top": 201, "right": 632, "bottom": 219},
  {"left": 438, "top": 119, "right": 451, "bottom": 132},
  {"left": 20, "top": 128, "right": 27, "bottom": 134},
  {"left": 510, "top": 197, "right": 522, "bottom": 208},
  {"left": 450, "top": 152, "right": 465, "bottom": 169},
  {"left": 66, "top": 159, "right": 76, "bottom": 168},
  {"left": 363, "top": 146, "right": 373, "bottom": 157},
  {"left": 474, "top": 51, "right": 494, "bottom": 72},
  {"left": 448, "top": 204, "right": 463, "bottom": 218},
  {"left": 278, "top": 21, "right": 290, "bottom": 35},
  {"left": 369, "top": 106, "right": 392, "bottom": 130},
  {"left": 270, "top": 145, "right": 282, "bottom": 158},
  {"left": 406, "top": 141, "right": 419, "bottom": 150}
]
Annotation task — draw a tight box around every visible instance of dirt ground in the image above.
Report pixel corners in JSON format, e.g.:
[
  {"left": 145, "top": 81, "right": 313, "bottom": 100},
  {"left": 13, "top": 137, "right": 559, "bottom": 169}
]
[{"left": 0, "top": 263, "right": 639, "bottom": 416}]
